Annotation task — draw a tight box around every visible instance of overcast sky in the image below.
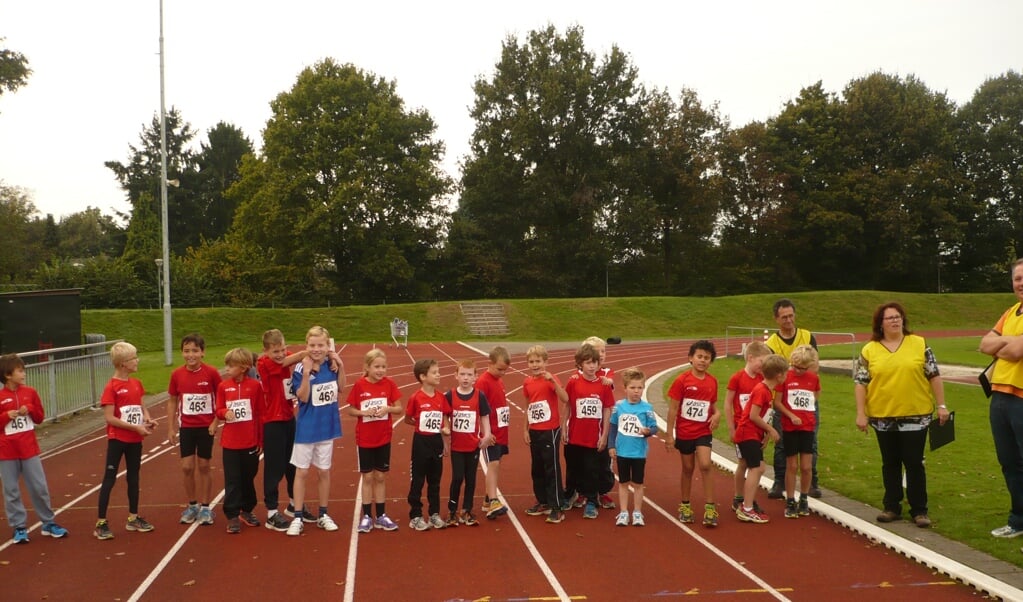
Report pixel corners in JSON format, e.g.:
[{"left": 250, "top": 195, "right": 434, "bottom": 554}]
[{"left": 1, "top": 0, "right": 1020, "bottom": 221}]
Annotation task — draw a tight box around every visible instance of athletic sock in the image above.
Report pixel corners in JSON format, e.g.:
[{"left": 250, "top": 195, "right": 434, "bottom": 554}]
[
  {"left": 319, "top": 506, "right": 328, "bottom": 517},
  {"left": 362, "top": 503, "right": 372, "bottom": 517},
  {"left": 375, "top": 502, "right": 385, "bottom": 516}
]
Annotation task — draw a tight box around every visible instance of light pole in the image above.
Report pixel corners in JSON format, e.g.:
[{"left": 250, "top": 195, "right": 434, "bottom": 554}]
[
  {"left": 155, "top": 258, "right": 163, "bottom": 309},
  {"left": 158, "top": 0, "right": 173, "bottom": 366}
]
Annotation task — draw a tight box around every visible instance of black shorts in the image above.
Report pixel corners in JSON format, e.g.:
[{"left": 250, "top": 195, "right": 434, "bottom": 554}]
[
  {"left": 737, "top": 440, "right": 764, "bottom": 468},
  {"left": 616, "top": 457, "right": 646, "bottom": 484},
  {"left": 674, "top": 434, "right": 713, "bottom": 455},
  {"left": 484, "top": 444, "right": 509, "bottom": 463},
  {"left": 179, "top": 426, "right": 214, "bottom": 459},
  {"left": 357, "top": 443, "right": 391, "bottom": 473},
  {"left": 783, "top": 430, "right": 814, "bottom": 456}
]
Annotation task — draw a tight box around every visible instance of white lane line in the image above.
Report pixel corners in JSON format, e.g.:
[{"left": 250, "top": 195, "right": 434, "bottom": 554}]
[
  {"left": 40, "top": 433, "right": 108, "bottom": 460},
  {"left": 343, "top": 477, "right": 365, "bottom": 602}
]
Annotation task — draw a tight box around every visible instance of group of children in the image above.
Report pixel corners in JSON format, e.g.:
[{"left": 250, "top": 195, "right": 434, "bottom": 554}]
[{"left": 2, "top": 329, "right": 822, "bottom": 544}]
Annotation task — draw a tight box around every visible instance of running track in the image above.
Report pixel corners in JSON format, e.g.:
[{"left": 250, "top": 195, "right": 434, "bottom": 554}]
[{"left": 1, "top": 339, "right": 991, "bottom": 600}]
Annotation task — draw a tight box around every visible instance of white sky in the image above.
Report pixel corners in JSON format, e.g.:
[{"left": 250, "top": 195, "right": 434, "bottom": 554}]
[{"left": 1, "top": 0, "right": 1020, "bottom": 220}]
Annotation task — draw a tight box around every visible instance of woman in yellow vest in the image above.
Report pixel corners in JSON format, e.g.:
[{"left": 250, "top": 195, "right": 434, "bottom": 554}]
[
  {"left": 980, "top": 259, "right": 1023, "bottom": 538},
  {"left": 854, "top": 302, "right": 948, "bottom": 528}
]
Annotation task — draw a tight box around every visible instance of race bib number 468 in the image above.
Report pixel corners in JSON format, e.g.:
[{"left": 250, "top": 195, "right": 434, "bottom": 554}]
[{"left": 787, "top": 389, "right": 816, "bottom": 411}]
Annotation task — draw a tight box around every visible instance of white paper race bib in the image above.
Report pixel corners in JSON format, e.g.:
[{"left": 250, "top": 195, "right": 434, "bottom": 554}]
[
  {"left": 121, "top": 404, "right": 143, "bottom": 426},
  {"left": 497, "top": 406, "right": 510, "bottom": 428},
  {"left": 4, "top": 414, "right": 34, "bottom": 436},
  {"left": 228, "top": 399, "right": 253, "bottom": 422},
  {"left": 182, "top": 393, "right": 212, "bottom": 415},
  {"left": 681, "top": 398, "right": 710, "bottom": 422},
  {"left": 418, "top": 410, "right": 443, "bottom": 433},
  {"left": 575, "top": 397, "right": 601, "bottom": 419},
  {"left": 452, "top": 410, "right": 477, "bottom": 433},
  {"left": 738, "top": 393, "right": 751, "bottom": 411},
  {"left": 787, "top": 388, "right": 816, "bottom": 412},
  {"left": 311, "top": 381, "right": 338, "bottom": 407},
  {"left": 527, "top": 400, "right": 551, "bottom": 425},
  {"left": 617, "top": 414, "right": 642, "bottom": 437},
  {"left": 283, "top": 378, "right": 297, "bottom": 401},
  {"left": 361, "top": 397, "right": 388, "bottom": 422}
]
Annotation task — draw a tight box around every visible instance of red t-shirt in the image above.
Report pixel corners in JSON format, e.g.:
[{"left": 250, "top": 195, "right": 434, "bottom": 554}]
[
  {"left": 405, "top": 389, "right": 451, "bottom": 436},
  {"left": 727, "top": 369, "right": 763, "bottom": 427},
  {"left": 257, "top": 354, "right": 297, "bottom": 423},
  {"left": 476, "top": 370, "right": 509, "bottom": 445},
  {"left": 446, "top": 387, "right": 490, "bottom": 453},
  {"left": 667, "top": 370, "right": 719, "bottom": 440},
  {"left": 215, "top": 376, "right": 264, "bottom": 449},
  {"left": 564, "top": 375, "right": 614, "bottom": 447},
  {"left": 0, "top": 385, "right": 44, "bottom": 460},
  {"left": 102, "top": 377, "right": 147, "bottom": 443},
  {"left": 777, "top": 369, "right": 820, "bottom": 432},
  {"left": 522, "top": 374, "right": 563, "bottom": 431},
  {"left": 734, "top": 382, "right": 774, "bottom": 443},
  {"left": 168, "top": 363, "right": 221, "bottom": 428},
  {"left": 346, "top": 375, "right": 401, "bottom": 448}
]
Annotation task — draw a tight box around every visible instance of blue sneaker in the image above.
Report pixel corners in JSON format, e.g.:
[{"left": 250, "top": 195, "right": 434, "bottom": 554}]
[
  {"left": 13, "top": 527, "right": 29, "bottom": 544},
  {"left": 582, "top": 502, "right": 598, "bottom": 519},
  {"left": 41, "top": 522, "right": 68, "bottom": 538}
]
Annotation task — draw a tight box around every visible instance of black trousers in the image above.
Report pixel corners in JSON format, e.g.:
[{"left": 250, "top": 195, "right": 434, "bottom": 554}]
[
  {"left": 263, "top": 419, "right": 296, "bottom": 510},
  {"left": 97, "top": 439, "right": 142, "bottom": 518},
  {"left": 564, "top": 443, "right": 599, "bottom": 502},
  {"left": 448, "top": 449, "right": 480, "bottom": 512},
  {"left": 529, "top": 428, "right": 564, "bottom": 508},
  {"left": 223, "top": 446, "right": 260, "bottom": 519},
  {"left": 408, "top": 433, "right": 444, "bottom": 519}
]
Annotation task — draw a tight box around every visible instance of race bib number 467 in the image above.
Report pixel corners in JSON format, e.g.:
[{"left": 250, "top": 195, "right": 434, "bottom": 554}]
[{"left": 121, "top": 404, "right": 143, "bottom": 426}]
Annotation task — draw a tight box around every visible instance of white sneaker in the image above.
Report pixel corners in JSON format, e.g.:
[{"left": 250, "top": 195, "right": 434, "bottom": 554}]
[
  {"left": 632, "top": 511, "right": 645, "bottom": 526},
  {"left": 615, "top": 511, "right": 629, "bottom": 526},
  {"left": 429, "top": 513, "right": 446, "bottom": 529},
  {"left": 409, "top": 516, "right": 429, "bottom": 531},
  {"left": 286, "top": 517, "right": 303, "bottom": 536},
  {"left": 317, "top": 513, "right": 338, "bottom": 531}
]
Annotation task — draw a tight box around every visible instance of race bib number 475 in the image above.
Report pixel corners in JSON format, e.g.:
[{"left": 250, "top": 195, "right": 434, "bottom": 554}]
[{"left": 617, "top": 414, "right": 642, "bottom": 437}]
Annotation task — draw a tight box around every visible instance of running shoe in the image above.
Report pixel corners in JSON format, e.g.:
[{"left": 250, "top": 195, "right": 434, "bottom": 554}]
[
  {"left": 358, "top": 515, "right": 374, "bottom": 533},
  {"left": 752, "top": 500, "right": 766, "bottom": 515},
  {"left": 485, "top": 499, "right": 508, "bottom": 519},
  {"left": 286, "top": 517, "right": 303, "bottom": 536},
  {"left": 375, "top": 514, "right": 399, "bottom": 531},
  {"left": 525, "top": 503, "right": 551, "bottom": 516},
  {"left": 265, "top": 513, "right": 291, "bottom": 532},
  {"left": 798, "top": 497, "right": 810, "bottom": 517},
  {"left": 428, "top": 513, "right": 446, "bottom": 530},
  {"left": 703, "top": 504, "right": 719, "bottom": 527},
  {"left": 731, "top": 496, "right": 743, "bottom": 512},
  {"left": 462, "top": 511, "right": 479, "bottom": 526},
  {"left": 284, "top": 503, "right": 297, "bottom": 517},
  {"left": 808, "top": 486, "right": 823, "bottom": 498},
  {"left": 736, "top": 506, "right": 769, "bottom": 524},
  {"left": 914, "top": 514, "right": 932, "bottom": 528},
  {"left": 599, "top": 494, "right": 616, "bottom": 509},
  {"left": 632, "top": 511, "right": 645, "bottom": 527},
  {"left": 317, "top": 513, "right": 339, "bottom": 531},
  {"left": 13, "top": 527, "right": 29, "bottom": 544},
  {"left": 94, "top": 520, "right": 114, "bottom": 540},
  {"left": 565, "top": 491, "right": 579, "bottom": 509},
  {"left": 582, "top": 502, "right": 598, "bottom": 519},
  {"left": 300, "top": 509, "right": 318, "bottom": 524},
  {"left": 767, "top": 483, "right": 784, "bottom": 499},
  {"left": 677, "top": 502, "right": 694, "bottom": 524},
  {"left": 876, "top": 510, "right": 900, "bottom": 523},
  {"left": 226, "top": 517, "right": 241, "bottom": 534},
  {"left": 409, "top": 516, "right": 429, "bottom": 531},
  {"left": 179, "top": 503, "right": 200, "bottom": 524},
  {"left": 545, "top": 510, "right": 565, "bottom": 524},
  {"left": 784, "top": 499, "right": 799, "bottom": 519},
  {"left": 126, "top": 516, "right": 154, "bottom": 532},
  {"left": 572, "top": 495, "right": 587, "bottom": 509},
  {"left": 615, "top": 511, "right": 629, "bottom": 526},
  {"left": 198, "top": 506, "right": 215, "bottom": 526},
  {"left": 41, "top": 522, "right": 68, "bottom": 538},
  {"left": 240, "top": 511, "right": 261, "bottom": 527}
]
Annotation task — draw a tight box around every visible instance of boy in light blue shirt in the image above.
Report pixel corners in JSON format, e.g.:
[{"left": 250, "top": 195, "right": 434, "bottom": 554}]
[{"left": 608, "top": 367, "right": 658, "bottom": 526}]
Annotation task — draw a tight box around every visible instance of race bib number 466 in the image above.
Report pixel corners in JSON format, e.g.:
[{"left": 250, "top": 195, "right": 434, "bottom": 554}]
[{"left": 228, "top": 399, "right": 252, "bottom": 422}]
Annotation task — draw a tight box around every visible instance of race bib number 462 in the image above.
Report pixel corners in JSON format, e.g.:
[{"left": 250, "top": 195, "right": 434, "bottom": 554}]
[{"left": 311, "top": 382, "right": 338, "bottom": 407}]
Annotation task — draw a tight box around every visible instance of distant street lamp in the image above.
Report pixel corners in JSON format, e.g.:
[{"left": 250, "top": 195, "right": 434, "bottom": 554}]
[
  {"left": 155, "top": 258, "right": 163, "bottom": 308},
  {"left": 158, "top": 0, "right": 173, "bottom": 366}
]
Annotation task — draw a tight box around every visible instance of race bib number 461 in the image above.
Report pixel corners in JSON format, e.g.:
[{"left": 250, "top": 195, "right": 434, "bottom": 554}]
[{"left": 4, "top": 414, "right": 34, "bottom": 436}]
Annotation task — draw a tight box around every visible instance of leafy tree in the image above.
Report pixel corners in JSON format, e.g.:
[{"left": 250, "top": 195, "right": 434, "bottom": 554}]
[
  {"left": 34, "top": 256, "right": 149, "bottom": 308},
  {"left": 0, "top": 38, "right": 30, "bottom": 102},
  {"left": 119, "top": 192, "right": 161, "bottom": 281},
  {"left": 231, "top": 58, "right": 451, "bottom": 303},
  {"left": 56, "top": 207, "right": 125, "bottom": 259},
  {"left": 194, "top": 122, "right": 253, "bottom": 241},
  {"left": 0, "top": 182, "right": 40, "bottom": 281},
  {"left": 451, "top": 25, "right": 643, "bottom": 298}
]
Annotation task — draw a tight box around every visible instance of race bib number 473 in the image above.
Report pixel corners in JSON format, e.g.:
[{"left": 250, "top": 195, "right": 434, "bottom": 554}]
[{"left": 452, "top": 410, "right": 477, "bottom": 433}]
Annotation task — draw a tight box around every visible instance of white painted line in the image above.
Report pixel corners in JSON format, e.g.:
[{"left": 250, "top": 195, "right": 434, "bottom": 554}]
[
  {"left": 343, "top": 478, "right": 364, "bottom": 602},
  {"left": 40, "top": 433, "right": 108, "bottom": 460}
]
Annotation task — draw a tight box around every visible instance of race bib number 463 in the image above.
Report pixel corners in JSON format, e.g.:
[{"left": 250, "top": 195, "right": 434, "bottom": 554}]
[{"left": 182, "top": 393, "right": 212, "bottom": 415}]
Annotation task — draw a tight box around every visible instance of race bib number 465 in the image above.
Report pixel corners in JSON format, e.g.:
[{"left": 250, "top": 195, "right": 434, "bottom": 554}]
[{"left": 419, "top": 410, "right": 443, "bottom": 433}]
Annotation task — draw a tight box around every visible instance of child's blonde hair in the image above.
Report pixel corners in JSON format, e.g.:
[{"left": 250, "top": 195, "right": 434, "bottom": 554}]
[
  {"left": 761, "top": 355, "right": 789, "bottom": 379},
  {"left": 225, "top": 347, "right": 254, "bottom": 368},
  {"left": 363, "top": 349, "right": 386, "bottom": 374},
  {"left": 525, "top": 345, "right": 548, "bottom": 361},
  {"left": 789, "top": 345, "right": 819, "bottom": 371},
  {"left": 262, "top": 328, "right": 285, "bottom": 349},
  {"left": 110, "top": 341, "right": 137, "bottom": 367},
  {"left": 306, "top": 325, "right": 330, "bottom": 342},
  {"left": 582, "top": 336, "right": 605, "bottom": 349},
  {"left": 619, "top": 367, "right": 646, "bottom": 385},
  {"left": 744, "top": 340, "right": 771, "bottom": 360}
]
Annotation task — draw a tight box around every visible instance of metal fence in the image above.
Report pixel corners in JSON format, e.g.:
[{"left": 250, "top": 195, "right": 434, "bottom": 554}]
[{"left": 19, "top": 340, "right": 121, "bottom": 422}]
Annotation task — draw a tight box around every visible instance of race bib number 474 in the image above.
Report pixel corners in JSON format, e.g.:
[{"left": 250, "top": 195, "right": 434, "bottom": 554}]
[{"left": 681, "top": 398, "right": 710, "bottom": 422}]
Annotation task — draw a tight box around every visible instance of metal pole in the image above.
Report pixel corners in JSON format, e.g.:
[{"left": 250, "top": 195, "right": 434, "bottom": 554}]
[{"left": 159, "top": 0, "right": 173, "bottom": 366}]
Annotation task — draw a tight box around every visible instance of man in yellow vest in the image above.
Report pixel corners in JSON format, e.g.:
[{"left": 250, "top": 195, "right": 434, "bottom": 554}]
[{"left": 765, "top": 299, "right": 821, "bottom": 499}]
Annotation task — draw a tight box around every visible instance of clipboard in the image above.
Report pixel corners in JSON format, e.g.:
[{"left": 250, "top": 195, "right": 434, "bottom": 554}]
[
  {"left": 979, "top": 360, "right": 996, "bottom": 398},
  {"left": 929, "top": 411, "right": 955, "bottom": 451}
]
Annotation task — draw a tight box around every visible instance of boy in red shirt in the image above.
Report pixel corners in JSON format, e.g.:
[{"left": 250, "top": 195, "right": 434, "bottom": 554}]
[
  {"left": 94, "top": 341, "right": 157, "bottom": 540},
  {"left": 257, "top": 329, "right": 306, "bottom": 531},
  {"left": 0, "top": 354, "right": 68, "bottom": 543},
  {"left": 405, "top": 358, "right": 451, "bottom": 531},
  {"left": 445, "top": 359, "right": 493, "bottom": 526},
  {"left": 564, "top": 343, "right": 614, "bottom": 519},
  {"left": 216, "top": 348, "right": 264, "bottom": 534},
  {"left": 666, "top": 340, "right": 720, "bottom": 527},
  {"left": 166, "top": 333, "right": 221, "bottom": 526},
  {"left": 724, "top": 341, "right": 770, "bottom": 513},
  {"left": 733, "top": 354, "right": 786, "bottom": 524},
  {"left": 775, "top": 345, "right": 820, "bottom": 518},
  {"left": 523, "top": 345, "right": 569, "bottom": 523},
  {"left": 580, "top": 336, "right": 617, "bottom": 510},
  {"left": 476, "top": 346, "right": 511, "bottom": 519},
  {"left": 346, "top": 349, "right": 402, "bottom": 533}
]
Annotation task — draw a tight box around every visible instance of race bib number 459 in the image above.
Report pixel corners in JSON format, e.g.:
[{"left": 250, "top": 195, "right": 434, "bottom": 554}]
[{"left": 575, "top": 397, "right": 601, "bottom": 420}]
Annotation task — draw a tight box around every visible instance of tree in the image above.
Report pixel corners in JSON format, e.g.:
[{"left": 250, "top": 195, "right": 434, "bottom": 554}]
[
  {"left": 57, "top": 207, "right": 125, "bottom": 259},
  {"left": 0, "top": 182, "right": 40, "bottom": 281},
  {"left": 194, "top": 122, "right": 253, "bottom": 241},
  {"left": 0, "top": 38, "right": 30, "bottom": 101},
  {"left": 231, "top": 58, "right": 451, "bottom": 303},
  {"left": 451, "top": 25, "right": 644, "bottom": 298}
]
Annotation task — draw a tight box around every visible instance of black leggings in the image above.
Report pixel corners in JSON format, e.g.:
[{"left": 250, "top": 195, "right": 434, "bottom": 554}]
[
  {"left": 97, "top": 439, "right": 143, "bottom": 518},
  {"left": 263, "top": 419, "right": 296, "bottom": 510},
  {"left": 448, "top": 450, "right": 480, "bottom": 512}
]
